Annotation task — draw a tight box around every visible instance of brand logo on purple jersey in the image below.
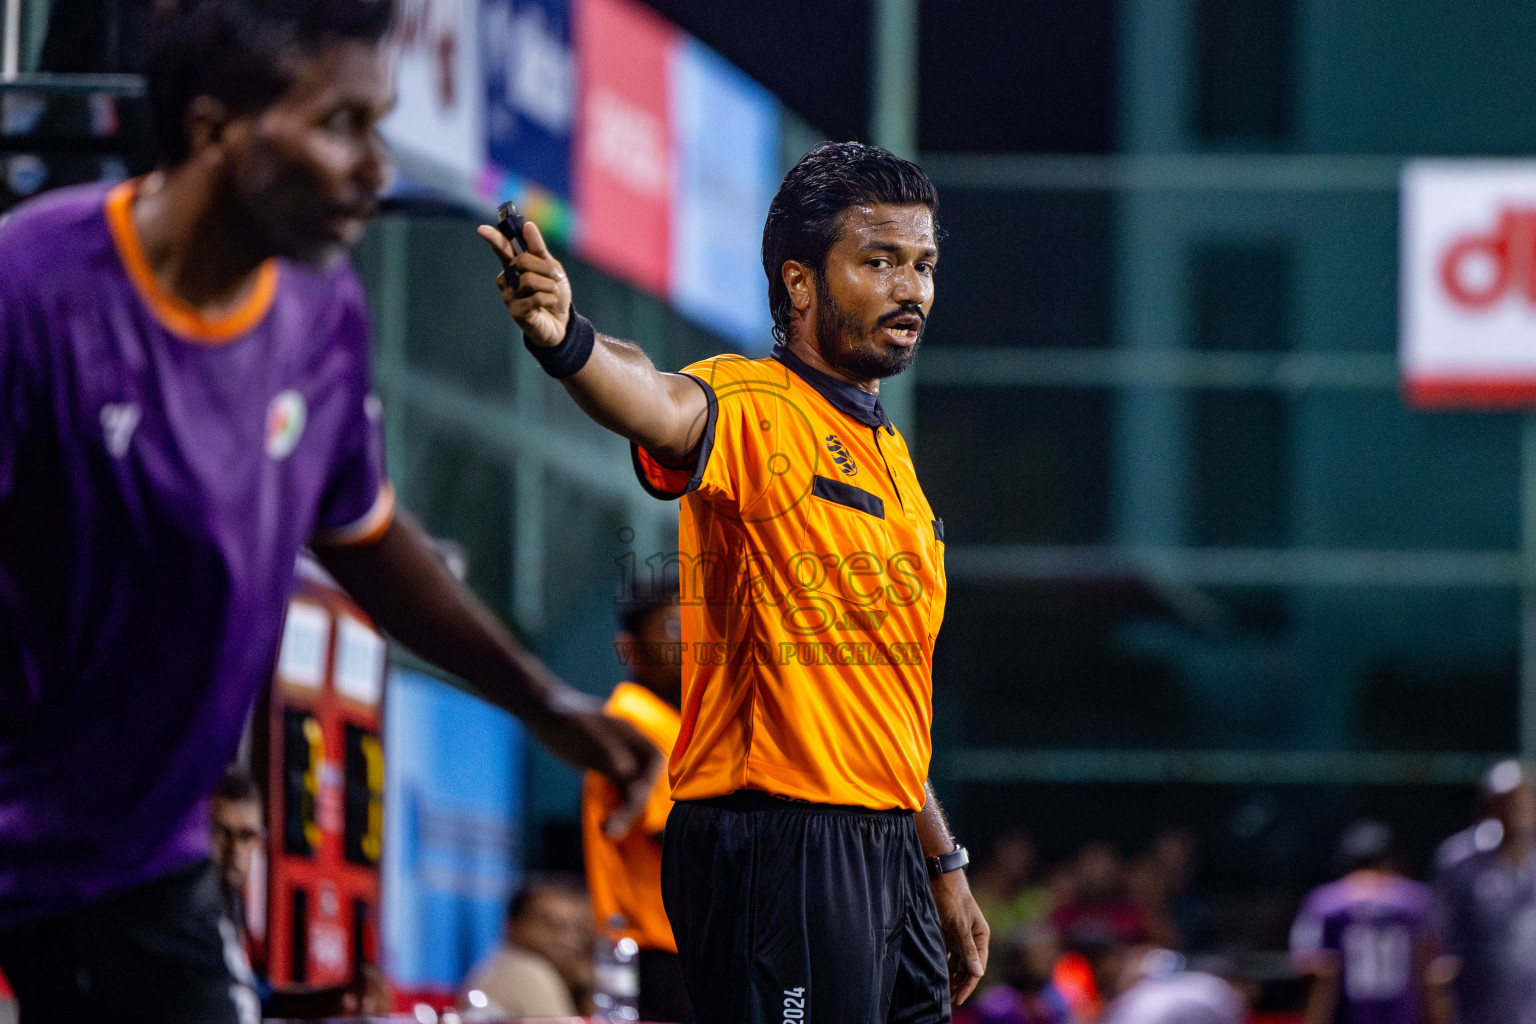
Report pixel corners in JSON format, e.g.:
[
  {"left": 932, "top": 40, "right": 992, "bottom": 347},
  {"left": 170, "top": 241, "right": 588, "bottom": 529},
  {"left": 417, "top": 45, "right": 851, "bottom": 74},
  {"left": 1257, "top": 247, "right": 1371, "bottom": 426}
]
[
  {"left": 265, "top": 391, "right": 307, "bottom": 460},
  {"left": 100, "top": 402, "right": 141, "bottom": 458}
]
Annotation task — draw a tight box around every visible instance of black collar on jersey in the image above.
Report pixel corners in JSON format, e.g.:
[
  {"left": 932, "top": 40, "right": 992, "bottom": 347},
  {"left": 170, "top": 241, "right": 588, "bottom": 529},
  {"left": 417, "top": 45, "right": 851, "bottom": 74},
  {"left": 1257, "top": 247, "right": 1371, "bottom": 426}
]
[{"left": 771, "top": 342, "right": 895, "bottom": 433}]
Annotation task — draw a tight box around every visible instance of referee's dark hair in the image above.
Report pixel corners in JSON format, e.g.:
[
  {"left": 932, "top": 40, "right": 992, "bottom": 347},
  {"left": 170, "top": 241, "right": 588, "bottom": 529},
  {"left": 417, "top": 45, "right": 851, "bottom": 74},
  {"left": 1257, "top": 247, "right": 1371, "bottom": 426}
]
[
  {"left": 144, "top": 0, "right": 396, "bottom": 167},
  {"left": 762, "top": 141, "right": 940, "bottom": 345}
]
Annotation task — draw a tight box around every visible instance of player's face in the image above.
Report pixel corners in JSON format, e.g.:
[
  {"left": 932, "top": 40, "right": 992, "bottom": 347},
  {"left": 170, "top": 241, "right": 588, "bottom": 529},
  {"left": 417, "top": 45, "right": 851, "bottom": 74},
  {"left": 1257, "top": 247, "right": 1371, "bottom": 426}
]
[
  {"left": 210, "top": 797, "right": 265, "bottom": 894},
  {"left": 812, "top": 202, "right": 937, "bottom": 382},
  {"left": 230, "top": 39, "right": 395, "bottom": 268},
  {"left": 629, "top": 601, "right": 683, "bottom": 700}
]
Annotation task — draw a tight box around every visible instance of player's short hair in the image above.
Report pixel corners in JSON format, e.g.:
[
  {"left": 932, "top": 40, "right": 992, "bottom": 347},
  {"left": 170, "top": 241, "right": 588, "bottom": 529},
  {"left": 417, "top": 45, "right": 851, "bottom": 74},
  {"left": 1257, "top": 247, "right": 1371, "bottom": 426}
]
[
  {"left": 214, "top": 765, "right": 262, "bottom": 805},
  {"left": 506, "top": 872, "right": 588, "bottom": 925},
  {"left": 617, "top": 575, "right": 679, "bottom": 636},
  {"left": 144, "top": 0, "right": 396, "bottom": 166},
  {"left": 762, "top": 141, "right": 939, "bottom": 344},
  {"left": 1332, "top": 819, "right": 1395, "bottom": 875}
]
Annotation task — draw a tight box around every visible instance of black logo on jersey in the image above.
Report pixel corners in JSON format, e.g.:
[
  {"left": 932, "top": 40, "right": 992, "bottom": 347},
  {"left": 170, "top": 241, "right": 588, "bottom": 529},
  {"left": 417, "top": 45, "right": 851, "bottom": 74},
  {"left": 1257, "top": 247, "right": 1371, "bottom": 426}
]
[{"left": 824, "top": 434, "right": 857, "bottom": 476}]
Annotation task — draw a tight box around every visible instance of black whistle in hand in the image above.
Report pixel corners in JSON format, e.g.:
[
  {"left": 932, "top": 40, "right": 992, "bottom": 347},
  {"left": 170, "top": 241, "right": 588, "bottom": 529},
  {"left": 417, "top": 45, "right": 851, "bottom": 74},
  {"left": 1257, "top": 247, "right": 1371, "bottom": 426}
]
[{"left": 497, "top": 200, "right": 528, "bottom": 288}]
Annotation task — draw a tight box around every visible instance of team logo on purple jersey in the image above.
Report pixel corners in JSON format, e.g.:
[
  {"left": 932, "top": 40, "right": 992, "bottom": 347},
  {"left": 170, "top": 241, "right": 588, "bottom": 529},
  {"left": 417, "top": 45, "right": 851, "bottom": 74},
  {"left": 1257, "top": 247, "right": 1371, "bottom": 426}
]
[{"left": 265, "top": 391, "right": 307, "bottom": 460}]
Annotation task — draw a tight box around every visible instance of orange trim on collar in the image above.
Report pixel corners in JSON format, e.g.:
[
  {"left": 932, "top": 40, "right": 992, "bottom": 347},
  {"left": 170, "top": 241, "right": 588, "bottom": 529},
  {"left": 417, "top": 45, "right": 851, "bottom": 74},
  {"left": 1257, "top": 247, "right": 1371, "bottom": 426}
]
[{"left": 105, "top": 178, "right": 279, "bottom": 344}]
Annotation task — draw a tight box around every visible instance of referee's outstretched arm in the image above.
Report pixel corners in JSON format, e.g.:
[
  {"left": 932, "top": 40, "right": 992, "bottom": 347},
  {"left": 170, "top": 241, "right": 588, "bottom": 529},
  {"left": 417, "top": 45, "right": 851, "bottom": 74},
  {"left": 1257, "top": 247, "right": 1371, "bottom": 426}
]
[{"left": 477, "top": 221, "right": 710, "bottom": 466}]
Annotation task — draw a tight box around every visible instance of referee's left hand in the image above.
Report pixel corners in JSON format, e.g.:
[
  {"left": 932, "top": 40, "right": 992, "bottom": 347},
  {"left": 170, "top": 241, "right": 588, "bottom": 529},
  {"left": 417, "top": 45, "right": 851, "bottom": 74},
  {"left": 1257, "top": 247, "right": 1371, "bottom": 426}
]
[{"left": 930, "top": 870, "right": 990, "bottom": 1004}]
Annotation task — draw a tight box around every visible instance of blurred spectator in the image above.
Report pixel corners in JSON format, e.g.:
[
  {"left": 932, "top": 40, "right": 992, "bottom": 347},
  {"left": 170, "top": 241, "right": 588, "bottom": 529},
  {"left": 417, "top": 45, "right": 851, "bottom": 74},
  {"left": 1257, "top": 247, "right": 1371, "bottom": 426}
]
[
  {"left": 1289, "top": 820, "right": 1441, "bottom": 1024},
  {"left": 210, "top": 769, "right": 390, "bottom": 1020},
  {"left": 1045, "top": 860, "right": 1081, "bottom": 917},
  {"left": 461, "top": 874, "right": 595, "bottom": 1018},
  {"left": 582, "top": 581, "right": 692, "bottom": 1023},
  {"left": 965, "top": 924, "right": 1070, "bottom": 1024},
  {"left": 972, "top": 833, "right": 1051, "bottom": 940},
  {"left": 1097, "top": 948, "right": 1247, "bottom": 1024},
  {"left": 1051, "top": 843, "right": 1150, "bottom": 950},
  {"left": 208, "top": 769, "right": 391, "bottom": 1020},
  {"left": 1126, "top": 853, "right": 1182, "bottom": 951},
  {"left": 1431, "top": 760, "right": 1536, "bottom": 1024},
  {"left": 1435, "top": 773, "right": 1510, "bottom": 872},
  {"left": 1146, "top": 828, "right": 1212, "bottom": 950}
]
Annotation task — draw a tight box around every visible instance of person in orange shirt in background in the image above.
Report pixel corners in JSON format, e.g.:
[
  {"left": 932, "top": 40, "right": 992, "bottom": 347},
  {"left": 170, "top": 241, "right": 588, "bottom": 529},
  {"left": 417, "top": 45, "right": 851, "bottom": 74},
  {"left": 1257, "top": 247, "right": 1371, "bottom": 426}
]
[{"left": 582, "top": 580, "right": 693, "bottom": 1024}]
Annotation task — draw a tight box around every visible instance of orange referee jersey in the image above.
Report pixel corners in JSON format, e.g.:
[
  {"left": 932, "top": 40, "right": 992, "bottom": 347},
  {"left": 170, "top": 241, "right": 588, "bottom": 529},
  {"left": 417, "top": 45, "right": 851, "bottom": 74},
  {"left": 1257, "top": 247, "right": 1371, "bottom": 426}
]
[
  {"left": 632, "top": 344, "right": 946, "bottom": 812},
  {"left": 581, "top": 682, "right": 682, "bottom": 953}
]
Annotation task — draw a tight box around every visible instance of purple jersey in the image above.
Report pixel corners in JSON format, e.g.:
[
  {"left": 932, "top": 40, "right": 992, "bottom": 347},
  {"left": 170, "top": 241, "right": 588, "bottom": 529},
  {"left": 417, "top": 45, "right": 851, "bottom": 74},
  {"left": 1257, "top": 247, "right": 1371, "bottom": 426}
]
[
  {"left": 1432, "top": 849, "right": 1536, "bottom": 1024},
  {"left": 0, "top": 180, "right": 391, "bottom": 927},
  {"left": 1289, "top": 873, "right": 1431, "bottom": 1024},
  {"left": 972, "top": 982, "right": 1070, "bottom": 1024}
]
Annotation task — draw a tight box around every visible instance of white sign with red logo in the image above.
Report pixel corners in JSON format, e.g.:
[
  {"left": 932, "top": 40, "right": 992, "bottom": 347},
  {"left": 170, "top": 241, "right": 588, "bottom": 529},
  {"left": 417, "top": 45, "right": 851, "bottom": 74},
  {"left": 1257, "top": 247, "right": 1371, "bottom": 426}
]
[{"left": 1402, "top": 160, "right": 1536, "bottom": 408}]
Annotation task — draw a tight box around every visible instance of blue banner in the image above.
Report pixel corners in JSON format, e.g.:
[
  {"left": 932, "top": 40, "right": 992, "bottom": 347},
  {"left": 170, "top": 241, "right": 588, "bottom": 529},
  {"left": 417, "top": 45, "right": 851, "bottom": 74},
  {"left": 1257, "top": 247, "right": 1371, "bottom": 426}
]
[
  {"left": 381, "top": 667, "right": 525, "bottom": 995},
  {"left": 669, "top": 38, "right": 781, "bottom": 353},
  {"left": 481, "top": 0, "right": 574, "bottom": 198}
]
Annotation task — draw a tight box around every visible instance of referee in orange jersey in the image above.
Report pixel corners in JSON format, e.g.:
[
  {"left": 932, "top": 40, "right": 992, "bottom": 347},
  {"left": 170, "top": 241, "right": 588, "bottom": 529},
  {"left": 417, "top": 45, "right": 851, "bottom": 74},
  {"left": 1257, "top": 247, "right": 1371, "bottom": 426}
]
[
  {"left": 581, "top": 581, "right": 692, "bottom": 1023},
  {"left": 481, "top": 142, "right": 988, "bottom": 1024}
]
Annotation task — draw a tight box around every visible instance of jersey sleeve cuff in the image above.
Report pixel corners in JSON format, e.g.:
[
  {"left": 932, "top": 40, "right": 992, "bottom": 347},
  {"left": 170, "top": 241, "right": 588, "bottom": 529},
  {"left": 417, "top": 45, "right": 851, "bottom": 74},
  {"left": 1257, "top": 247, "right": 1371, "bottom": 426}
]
[
  {"left": 312, "top": 481, "right": 396, "bottom": 547},
  {"left": 630, "top": 373, "right": 718, "bottom": 500}
]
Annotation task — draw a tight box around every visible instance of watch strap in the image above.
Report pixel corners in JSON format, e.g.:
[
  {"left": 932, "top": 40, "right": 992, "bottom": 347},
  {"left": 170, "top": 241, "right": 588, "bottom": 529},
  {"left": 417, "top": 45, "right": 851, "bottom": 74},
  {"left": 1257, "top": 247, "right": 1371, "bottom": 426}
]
[{"left": 926, "top": 844, "right": 969, "bottom": 880}]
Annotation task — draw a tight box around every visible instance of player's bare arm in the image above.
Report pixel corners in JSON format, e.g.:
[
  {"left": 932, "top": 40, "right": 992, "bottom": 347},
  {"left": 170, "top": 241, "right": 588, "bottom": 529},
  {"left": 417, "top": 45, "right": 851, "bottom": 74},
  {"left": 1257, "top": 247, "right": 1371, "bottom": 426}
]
[
  {"left": 916, "top": 779, "right": 990, "bottom": 1005},
  {"left": 315, "top": 512, "right": 663, "bottom": 838},
  {"left": 477, "top": 221, "right": 708, "bottom": 466},
  {"left": 1298, "top": 964, "right": 1340, "bottom": 1024}
]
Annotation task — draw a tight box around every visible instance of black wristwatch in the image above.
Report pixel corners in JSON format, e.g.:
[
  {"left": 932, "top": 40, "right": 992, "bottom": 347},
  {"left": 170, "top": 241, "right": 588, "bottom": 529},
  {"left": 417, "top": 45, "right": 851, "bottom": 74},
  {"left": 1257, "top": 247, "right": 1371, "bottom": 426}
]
[{"left": 926, "top": 844, "right": 969, "bottom": 880}]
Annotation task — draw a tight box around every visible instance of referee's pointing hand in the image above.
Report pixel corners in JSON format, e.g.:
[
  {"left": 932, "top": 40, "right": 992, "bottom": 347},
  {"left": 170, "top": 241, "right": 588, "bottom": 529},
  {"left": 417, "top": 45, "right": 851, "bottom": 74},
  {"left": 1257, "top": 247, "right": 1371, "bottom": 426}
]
[{"left": 477, "top": 220, "right": 572, "bottom": 349}]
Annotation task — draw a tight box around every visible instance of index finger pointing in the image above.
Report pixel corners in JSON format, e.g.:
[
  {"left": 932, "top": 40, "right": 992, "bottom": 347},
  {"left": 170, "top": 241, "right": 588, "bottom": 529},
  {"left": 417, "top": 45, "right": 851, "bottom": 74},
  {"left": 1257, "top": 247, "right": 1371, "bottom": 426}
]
[{"left": 476, "top": 224, "right": 516, "bottom": 267}]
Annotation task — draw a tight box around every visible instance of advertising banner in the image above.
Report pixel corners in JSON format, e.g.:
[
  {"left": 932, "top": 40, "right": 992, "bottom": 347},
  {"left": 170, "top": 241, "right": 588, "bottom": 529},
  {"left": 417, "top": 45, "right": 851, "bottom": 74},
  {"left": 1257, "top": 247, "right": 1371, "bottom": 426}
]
[
  {"left": 479, "top": 0, "right": 577, "bottom": 242},
  {"left": 383, "top": 0, "right": 485, "bottom": 185},
  {"left": 381, "top": 667, "right": 525, "bottom": 1003},
  {"left": 1402, "top": 160, "right": 1536, "bottom": 408},
  {"left": 573, "top": 0, "right": 677, "bottom": 298},
  {"left": 670, "top": 39, "right": 780, "bottom": 352}
]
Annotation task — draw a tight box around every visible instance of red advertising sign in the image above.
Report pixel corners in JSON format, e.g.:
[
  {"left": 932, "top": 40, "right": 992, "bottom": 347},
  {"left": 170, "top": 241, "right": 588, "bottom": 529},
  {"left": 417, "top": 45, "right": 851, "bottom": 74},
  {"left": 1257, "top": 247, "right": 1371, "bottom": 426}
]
[{"left": 573, "top": 0, "right": 676, "bottom": 296}]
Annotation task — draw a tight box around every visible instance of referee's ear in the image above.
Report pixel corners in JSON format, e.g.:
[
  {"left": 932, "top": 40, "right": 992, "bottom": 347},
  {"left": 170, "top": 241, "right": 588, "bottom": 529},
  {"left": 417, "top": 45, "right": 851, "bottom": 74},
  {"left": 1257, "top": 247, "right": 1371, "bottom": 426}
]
[{"left": 782, "top": 260, "right": 815, "bottom": 319}]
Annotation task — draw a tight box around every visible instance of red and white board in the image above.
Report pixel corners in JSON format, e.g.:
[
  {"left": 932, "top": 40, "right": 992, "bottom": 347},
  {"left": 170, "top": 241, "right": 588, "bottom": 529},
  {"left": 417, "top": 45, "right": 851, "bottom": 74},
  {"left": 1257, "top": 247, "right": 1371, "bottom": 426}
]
[{"left": 1402, "top": 160, "right": 1536, "bottom": 408}]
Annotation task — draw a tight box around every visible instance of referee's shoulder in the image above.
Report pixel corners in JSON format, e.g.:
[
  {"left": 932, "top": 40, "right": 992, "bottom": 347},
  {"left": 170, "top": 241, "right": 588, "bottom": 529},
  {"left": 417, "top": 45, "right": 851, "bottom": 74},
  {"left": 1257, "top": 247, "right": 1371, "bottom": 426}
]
[{"left": 677, "top": 351, "right": 790, "bottom": 394}]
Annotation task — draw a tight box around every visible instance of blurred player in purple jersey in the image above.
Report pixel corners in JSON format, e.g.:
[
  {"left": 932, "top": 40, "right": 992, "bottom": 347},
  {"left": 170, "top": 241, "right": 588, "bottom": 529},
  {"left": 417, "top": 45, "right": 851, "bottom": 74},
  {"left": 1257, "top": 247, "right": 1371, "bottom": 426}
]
[
  {"left": 1432, "top": 760, "right": 1536, "bottom": 1024},
  {"left": 1289, "top": 820, "right": 1444, "bottom": 1024},
  {"left": 0, "top": 2, "right": 660, "bottom": 1020}
]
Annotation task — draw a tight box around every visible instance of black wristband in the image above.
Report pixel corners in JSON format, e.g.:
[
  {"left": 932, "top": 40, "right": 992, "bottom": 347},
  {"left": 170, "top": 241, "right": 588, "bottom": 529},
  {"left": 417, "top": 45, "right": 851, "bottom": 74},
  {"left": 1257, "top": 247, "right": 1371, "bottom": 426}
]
[
  {"left": 926, "top": 844, "right": 969, "bottom": 880},
  {"left": 524, "top": 310, "right": 596, "bottom": 379}
]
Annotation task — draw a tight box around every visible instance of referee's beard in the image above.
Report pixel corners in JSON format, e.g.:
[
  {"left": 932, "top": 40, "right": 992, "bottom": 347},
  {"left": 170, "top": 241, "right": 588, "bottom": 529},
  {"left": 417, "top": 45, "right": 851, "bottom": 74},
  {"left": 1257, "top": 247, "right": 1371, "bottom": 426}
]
[{"left": 812, "top": 274, "right": 925, "bottom": 381}]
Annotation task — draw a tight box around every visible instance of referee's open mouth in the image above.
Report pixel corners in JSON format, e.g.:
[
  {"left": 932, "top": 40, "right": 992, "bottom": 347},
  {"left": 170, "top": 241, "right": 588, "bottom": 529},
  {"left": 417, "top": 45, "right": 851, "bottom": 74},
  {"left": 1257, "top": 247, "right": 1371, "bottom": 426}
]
[{"left": 878, "top": 311, "right": 925, "bottom": 347}]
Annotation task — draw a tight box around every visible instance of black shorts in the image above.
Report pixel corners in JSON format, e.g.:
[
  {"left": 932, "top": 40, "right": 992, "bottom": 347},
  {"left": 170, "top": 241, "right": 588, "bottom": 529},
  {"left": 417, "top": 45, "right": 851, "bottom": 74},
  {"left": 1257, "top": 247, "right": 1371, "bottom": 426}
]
[
  {"left": 639, "top": 947, "right": 694, "bottom": 1024},
  {"left": 661, "top": 791, "right": 949, "bottom": 1024},
  {"left": 0, "top": 860, "right": 245, "bottom": 1024}
]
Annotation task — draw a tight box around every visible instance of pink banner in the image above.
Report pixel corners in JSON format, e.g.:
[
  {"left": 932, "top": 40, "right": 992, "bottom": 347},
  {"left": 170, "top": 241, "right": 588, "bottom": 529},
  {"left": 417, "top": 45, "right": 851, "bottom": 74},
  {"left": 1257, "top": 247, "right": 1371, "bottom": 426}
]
[{"left": 573, "top": 0, "right": 677, "bottom": 296}]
